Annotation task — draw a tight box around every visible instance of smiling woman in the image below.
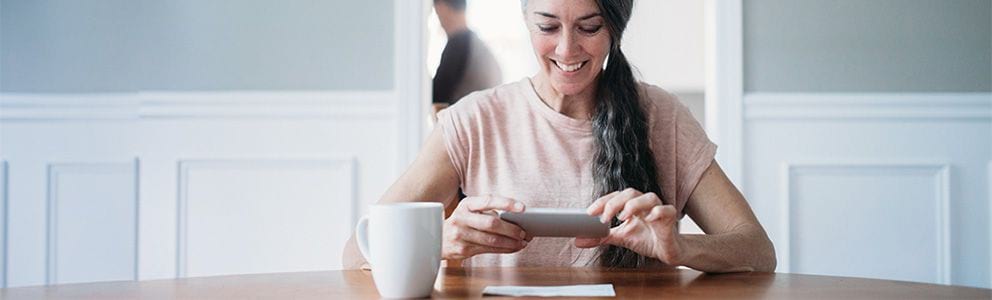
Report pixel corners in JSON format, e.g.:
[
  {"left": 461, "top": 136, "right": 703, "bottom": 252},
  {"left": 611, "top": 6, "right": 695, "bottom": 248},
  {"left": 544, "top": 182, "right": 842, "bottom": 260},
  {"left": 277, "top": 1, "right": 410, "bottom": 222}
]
[
  {"left": 527, "top": 0, "right": 665, "bottom": 268},
  {"left": 343, "top": 0, "right": 775, "bottom": 272}
]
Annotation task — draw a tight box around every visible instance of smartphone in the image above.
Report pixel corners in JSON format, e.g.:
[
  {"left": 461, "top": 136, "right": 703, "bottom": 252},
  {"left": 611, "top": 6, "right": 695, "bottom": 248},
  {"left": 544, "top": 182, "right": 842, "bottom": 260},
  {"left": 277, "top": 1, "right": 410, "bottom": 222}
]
[{"left": 497, "top": 208, "right": 609, "bottom": 238}]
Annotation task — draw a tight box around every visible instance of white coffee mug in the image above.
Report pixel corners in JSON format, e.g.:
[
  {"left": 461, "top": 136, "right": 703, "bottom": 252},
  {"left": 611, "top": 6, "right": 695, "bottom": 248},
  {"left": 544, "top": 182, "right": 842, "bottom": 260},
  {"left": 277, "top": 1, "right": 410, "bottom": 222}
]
[{"left": 355, "top": 202, "right": 443, "bottom": 298}]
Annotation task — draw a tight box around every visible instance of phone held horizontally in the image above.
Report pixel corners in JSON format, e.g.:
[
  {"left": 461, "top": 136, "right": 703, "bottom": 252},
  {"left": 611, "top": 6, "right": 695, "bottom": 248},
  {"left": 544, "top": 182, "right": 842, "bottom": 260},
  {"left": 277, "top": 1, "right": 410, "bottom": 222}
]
[{"left": 497, "top": 208, "right": 609, "bottom": 238}]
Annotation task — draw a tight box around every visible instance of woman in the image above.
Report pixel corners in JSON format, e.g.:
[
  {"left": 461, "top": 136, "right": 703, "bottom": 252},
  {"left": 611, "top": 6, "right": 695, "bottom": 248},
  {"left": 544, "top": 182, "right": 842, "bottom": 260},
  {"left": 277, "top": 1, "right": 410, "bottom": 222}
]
[{"left": 344, "top": 0, "right": 776, "bottom": 272}]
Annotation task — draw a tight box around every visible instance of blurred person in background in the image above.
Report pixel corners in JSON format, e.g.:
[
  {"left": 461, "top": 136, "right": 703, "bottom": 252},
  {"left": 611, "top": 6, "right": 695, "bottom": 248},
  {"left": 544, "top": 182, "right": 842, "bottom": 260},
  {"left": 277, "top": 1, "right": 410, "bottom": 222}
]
[{"left": 432, "top": 0, "right": 503, "bottom": 116}]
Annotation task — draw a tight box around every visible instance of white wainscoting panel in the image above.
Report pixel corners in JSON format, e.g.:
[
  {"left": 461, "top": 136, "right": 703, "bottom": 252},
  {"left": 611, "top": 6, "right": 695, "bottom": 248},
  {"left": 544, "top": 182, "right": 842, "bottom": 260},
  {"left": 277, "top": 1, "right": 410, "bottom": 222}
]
[
  {"left": 0, "top": 0, "right": 423, "bottom": 285},
  {"left": 779, "top": 162, "right": 950, "bottom": 284},
  {"left": 744, "top": 92, "right": 991, "bottom": 288},
  {"left": 46, "top": 161, "right": 138, "bottom": 285},
  {"left": 176, "top": 159, "right": 356, "bottom": 278},
  {"left": 0, "top": 91, "right": 401, "bottom": 285}
]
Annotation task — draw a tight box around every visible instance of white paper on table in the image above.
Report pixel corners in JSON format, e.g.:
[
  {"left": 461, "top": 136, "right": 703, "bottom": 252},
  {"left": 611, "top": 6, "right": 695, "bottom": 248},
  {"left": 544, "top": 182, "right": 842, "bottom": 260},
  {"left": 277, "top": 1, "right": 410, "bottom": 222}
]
[{"left": 482, "top": 284, "right": 616, "bottom": 297}]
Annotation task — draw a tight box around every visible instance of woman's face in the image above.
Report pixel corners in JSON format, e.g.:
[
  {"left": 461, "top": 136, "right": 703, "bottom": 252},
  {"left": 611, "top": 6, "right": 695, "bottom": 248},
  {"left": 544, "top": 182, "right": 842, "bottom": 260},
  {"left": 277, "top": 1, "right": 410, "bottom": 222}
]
[{"left": 525, "top": 0, "right": 611, "bottom": 96}]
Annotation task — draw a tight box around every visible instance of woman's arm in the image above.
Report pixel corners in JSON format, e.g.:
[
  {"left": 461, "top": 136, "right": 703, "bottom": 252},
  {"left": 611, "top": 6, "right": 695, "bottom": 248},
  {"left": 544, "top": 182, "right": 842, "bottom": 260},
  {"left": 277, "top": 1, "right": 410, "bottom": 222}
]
[
  {"left": 576, "top": 161, "right": 776, "bottom": 272},
  {"left": 341, "top": 127, "right": 460, "bottom": 269},
  {"left": 677, "top": 161, "right": 776, "bottom": 272},
  {"left": 342, "top": 125, "right": 530, "bottom": 269}
]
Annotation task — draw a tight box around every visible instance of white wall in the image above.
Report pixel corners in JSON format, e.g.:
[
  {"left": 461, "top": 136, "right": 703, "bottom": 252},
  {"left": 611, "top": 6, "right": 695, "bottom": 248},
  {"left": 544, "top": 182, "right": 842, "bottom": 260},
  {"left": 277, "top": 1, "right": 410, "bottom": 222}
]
[
  {"left": 744, "top": 93, "right": 991, "bottom": 287},
  {"left": 739, "top": 0, "right": 992, "bottom": 288},
  {"left": 625, "top": 0, "right": 705, "bottom": 94},
  {"left": 0, "top": 0, "right": 396, "bottom": 92},
  {"left": 0, "top": 0, "right": 425, "bottom": 287},
  {"left": 743, "top": 0, "right": 991, "bottom": 92}
]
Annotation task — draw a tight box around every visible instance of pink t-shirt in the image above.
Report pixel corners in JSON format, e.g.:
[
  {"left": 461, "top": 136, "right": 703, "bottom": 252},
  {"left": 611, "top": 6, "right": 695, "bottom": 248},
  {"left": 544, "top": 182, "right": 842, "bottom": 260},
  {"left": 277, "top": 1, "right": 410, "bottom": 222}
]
[{"left": 437, "top": 78, "right": 717, "bottom": 267}]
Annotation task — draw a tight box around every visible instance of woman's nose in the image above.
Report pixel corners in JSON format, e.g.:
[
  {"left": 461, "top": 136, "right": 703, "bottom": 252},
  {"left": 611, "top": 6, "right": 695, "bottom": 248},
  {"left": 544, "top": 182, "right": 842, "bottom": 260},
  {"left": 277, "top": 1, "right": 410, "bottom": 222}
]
[{"left": 555, "top": 30, "right": 579, "bottom": 58}]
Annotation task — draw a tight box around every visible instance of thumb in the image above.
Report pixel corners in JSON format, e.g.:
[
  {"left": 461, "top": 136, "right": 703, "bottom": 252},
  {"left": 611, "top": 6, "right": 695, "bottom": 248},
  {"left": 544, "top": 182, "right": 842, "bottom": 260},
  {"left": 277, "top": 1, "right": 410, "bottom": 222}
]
[
  {"left": 576, "top": 225, "right": 628, "bottom": 249},
  {"left": 574, "top": 237, "right": 607, "bottom": 248},
  {"left": 645, "top": 205, "right": 678, "bottom": 232}
]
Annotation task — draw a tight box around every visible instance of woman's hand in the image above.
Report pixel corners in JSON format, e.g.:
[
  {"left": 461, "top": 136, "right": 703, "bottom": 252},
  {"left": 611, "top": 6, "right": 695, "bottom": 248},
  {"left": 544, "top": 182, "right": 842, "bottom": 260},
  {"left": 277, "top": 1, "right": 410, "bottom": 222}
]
[
  {"left": 443, "top": 195, "right": 531, "bottom": 260},
  {"left": 575, "top": 188, "right": 685, "bottom": 266}
]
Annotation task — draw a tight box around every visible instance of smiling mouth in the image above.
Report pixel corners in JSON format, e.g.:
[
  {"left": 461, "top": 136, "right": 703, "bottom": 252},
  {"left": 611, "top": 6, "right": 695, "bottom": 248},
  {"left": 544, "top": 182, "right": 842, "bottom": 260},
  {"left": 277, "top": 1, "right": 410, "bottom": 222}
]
[{"left": 552, "top": 59, "right": 587, "bottom": 73}]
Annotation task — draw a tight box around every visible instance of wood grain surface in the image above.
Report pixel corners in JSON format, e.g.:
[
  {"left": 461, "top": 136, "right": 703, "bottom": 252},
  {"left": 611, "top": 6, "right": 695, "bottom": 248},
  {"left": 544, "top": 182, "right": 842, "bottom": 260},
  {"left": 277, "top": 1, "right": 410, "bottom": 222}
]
[{"left": 2, "top": 267, "right": 989, "bottom": 299}]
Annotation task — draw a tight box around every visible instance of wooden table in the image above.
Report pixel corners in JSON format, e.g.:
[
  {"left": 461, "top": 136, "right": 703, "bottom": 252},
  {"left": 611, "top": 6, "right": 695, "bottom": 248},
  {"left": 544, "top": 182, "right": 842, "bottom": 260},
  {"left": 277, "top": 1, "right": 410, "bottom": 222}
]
[{"left": 2, "top": 267, "right": 989, "bottom": 299}]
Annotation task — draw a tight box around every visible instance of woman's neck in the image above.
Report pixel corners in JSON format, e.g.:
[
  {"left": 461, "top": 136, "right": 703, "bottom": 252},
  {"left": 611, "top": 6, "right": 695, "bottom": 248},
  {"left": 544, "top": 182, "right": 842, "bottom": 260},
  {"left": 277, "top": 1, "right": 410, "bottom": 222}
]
[{"left": 532, "top": 74, "right": 597, "bottom": 120}]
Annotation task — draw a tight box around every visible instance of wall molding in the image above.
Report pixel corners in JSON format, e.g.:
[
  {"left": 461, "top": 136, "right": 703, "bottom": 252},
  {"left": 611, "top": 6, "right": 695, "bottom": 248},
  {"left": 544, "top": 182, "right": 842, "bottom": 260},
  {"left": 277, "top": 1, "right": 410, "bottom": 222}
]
[
  {"left": 174, "top": 158, "right": 358, "bottom": 278},
  {"left": 778, "top": 160, "right": 951, "bottom": 284},
  {"left": 0, "top": 91, "right": 395, "bottom": 120},
  {"left": 45, "top": 160, "right": 140, "bottom": 285},
  {"left": 1, "top": 160, "right": 7, "bottom": 288},
  {"left": 746, "top": 93, "right": 992, "bottom": 121},
  {"left": 0, "top": 94, "right": 139, "bottom": 120},
  {"left": 139, "top": 91, "right": 395, "bottom": 119}
]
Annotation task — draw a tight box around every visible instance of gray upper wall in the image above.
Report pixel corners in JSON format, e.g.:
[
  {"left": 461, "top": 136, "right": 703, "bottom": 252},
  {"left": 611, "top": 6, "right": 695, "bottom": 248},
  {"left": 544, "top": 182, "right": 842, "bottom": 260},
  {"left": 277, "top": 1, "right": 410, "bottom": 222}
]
[
  {"left": 1, "top": 0, "right": 394, "bottom": 93},
  {"left": 744, "top": 0, "right": 991, "bottom": 93}
]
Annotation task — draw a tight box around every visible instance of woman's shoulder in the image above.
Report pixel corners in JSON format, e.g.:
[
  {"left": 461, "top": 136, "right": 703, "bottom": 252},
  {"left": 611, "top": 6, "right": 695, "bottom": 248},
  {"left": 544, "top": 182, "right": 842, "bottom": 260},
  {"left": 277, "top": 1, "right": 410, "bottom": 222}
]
[
  {"left": 636, "top": 81, "right": 688, "bottom": 121},
  {"left": 637, "top": 81, "right": 683, "bottom": 106},
  {"left": 442, "top": 79, "right": 532, "bottom": 119}
]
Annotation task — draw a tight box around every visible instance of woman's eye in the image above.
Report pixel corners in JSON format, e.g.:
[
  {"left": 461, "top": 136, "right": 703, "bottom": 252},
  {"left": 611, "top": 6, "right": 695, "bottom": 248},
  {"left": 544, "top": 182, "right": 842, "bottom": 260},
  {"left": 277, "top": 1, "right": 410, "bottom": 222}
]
[
  {"left": 579, "top": 25, "right": 603, "bottom": 34},
  {"left": 537, "top": 25, "right": 559, "bottom": 33}
]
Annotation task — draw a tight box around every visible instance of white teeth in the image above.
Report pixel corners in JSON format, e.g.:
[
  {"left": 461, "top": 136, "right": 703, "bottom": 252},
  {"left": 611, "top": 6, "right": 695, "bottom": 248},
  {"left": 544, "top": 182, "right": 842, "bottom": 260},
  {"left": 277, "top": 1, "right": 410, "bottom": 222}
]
[{"left": 554, "top": 60, "right": 584, "bottom": 72}]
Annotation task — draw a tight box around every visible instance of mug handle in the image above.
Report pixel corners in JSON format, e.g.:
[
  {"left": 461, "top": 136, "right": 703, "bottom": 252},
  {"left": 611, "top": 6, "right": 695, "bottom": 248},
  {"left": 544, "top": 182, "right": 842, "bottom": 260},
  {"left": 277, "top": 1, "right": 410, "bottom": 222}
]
[{"left": 355, "top": 216, "right": 372, "bottom": 263}]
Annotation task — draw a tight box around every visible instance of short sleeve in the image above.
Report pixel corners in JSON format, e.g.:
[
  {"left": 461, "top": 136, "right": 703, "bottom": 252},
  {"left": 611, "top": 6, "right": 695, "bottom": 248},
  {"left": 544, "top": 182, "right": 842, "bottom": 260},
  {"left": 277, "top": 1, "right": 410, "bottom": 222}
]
[
  {"left": 673, "top": 99, "right": 718, "bottom": 214},
  {"left": 436, "top": 108, "right": 469, "bottom": 184},
  {"left": 641, "top": 83, "right": 718, "bottom": 217}
]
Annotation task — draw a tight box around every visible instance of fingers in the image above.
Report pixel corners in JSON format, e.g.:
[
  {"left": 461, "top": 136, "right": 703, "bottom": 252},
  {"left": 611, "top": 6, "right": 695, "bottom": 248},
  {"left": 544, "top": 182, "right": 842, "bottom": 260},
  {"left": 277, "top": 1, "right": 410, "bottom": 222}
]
[
  {"left": 444, "top": 216, "right": 527, "bottom": 260},
  {"left": 588, "top": 188, "right": 664, "bottom": 224},
  {"left": 645, "top": 205, "right": 677, "bottom": 223},
  {"left": 586, "top": 190, "right": 620, "bottom": 216},
  {"left": 645, "top": 205, "right": 681, "bottom": 264},
  {"left": 462, "top": 195, "right": 525, "bottom": 213},
  {"left": 573, "top": 225, "right": 629, "bottom": 250},
  {"left": 617, "top": 192, "right": 662, "bottom": 221},
  {"left": 598, "top": 188, "right": 643, "bottom": 223},
  {"left": 443, "top": 195, "right": 530, "bottom": 260},
  {"left": 454, "top": 213, "right": 527, "bottom": 240},
  {"left": 575, "top": 204, "right": 681, "bottom": 264},
  {"left": 592, "top": 216, "right": 665, "bottom": 251},
  {"left": 524, "top": 233, "right": 535, "bottom": 242},
  {"left": 452, "top": 225, "right": 528, "bottom": 250},
  {"left": 445, "top": 241, "right": 521, "bottom": 259}
]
